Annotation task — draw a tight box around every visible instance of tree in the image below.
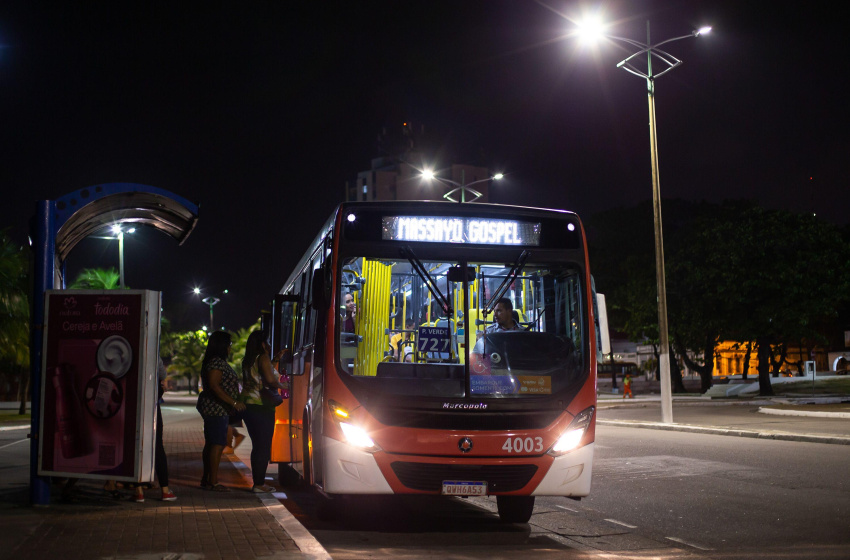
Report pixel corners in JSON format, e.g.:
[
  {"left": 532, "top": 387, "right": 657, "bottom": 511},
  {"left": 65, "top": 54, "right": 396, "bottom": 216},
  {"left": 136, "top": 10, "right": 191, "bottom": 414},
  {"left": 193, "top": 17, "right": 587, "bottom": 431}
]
[
  {"left": 69, "top": 267, "right": 122, "bottom": 289},
  {"left": 159, "top": 320, "right": 260, "bottom": 392},
  {"left": 164, "top": 330, "right": 207, "bottom": 393},
  {"left": 589, "top": 200, "right": 850, "bottom": 397},
  {"left": 588, "top": 201, "right": 697, "bottom": 392},
  {"left": 664, "top": 201, "right": 756, "bottom": 393},
  {"left": 721, "top": 207, "right": 850, "bottom": 395},
  {"left": 0, "top": 232, "right": 30, "bottom": 413}
]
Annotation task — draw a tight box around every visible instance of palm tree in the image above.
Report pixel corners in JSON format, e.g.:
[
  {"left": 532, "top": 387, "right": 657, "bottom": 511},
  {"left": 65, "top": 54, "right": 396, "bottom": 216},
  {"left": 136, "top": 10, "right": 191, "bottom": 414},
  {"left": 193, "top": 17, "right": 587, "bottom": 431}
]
[
  {"left": 167, "top": 330, "right": 208, "bottom": 393},
  {"left": 69, "top": 267, "right": 122, "bottom": 289},
  {"left": 230, "top": 321, "right": 260, "bottom": 375}
]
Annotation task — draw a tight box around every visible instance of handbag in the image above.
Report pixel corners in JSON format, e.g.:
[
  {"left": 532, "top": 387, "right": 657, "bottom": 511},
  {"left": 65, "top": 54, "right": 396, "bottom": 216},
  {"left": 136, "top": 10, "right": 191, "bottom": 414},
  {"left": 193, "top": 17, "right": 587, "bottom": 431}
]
[{"left": 260, "top": 384, "right": 283, "bottom": 407}]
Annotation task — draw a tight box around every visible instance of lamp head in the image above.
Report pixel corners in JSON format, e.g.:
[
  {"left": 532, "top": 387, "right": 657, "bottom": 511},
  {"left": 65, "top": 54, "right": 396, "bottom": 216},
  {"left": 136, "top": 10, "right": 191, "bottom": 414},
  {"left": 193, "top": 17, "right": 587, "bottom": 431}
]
[
  {"left": 695, "top": 26, "right": 712, "bottom": 37},
  {"left": 576, "top": 16, "right": 606, "bottom": 43}
]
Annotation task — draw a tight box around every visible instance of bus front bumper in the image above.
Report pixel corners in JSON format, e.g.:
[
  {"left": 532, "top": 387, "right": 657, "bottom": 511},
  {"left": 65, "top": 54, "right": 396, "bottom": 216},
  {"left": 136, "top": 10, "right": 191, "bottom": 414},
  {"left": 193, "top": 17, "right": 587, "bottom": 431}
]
[{"left": 321, "top": 435, "right": 594, "bottom": 497}]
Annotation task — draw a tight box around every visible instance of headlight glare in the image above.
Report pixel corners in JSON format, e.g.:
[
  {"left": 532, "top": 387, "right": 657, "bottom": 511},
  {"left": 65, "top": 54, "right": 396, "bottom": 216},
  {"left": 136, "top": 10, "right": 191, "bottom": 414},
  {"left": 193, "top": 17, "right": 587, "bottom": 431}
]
[
  {"left": 551, "top": 428, "right": 585, "bottom": 453},
  {"left": 548, "top": 406, "right": 595, "bottom": 456},
  {"left": 339, "top": 421, "right": 379, "bottom": 452}
]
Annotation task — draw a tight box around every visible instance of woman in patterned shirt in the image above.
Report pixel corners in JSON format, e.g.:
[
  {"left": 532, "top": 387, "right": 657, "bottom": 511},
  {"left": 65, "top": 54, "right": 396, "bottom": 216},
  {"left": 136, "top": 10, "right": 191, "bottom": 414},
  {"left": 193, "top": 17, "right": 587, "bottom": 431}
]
[{"left": 196, "top": 331, "right": 245, "bottom": 491}]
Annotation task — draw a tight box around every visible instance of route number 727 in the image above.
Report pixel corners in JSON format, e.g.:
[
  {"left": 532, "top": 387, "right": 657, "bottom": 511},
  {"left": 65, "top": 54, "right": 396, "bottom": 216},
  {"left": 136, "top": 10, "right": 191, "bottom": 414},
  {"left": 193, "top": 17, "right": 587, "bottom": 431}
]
[{"left": 417, "top": 327, "right": 451, "bottom": 353}]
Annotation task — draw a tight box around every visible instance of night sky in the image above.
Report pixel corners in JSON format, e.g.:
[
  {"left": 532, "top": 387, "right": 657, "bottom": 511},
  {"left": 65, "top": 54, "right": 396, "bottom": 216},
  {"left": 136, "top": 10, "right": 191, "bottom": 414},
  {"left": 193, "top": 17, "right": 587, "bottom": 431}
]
[{"left": 1, "top": 1, "right": 846, "bottom": 331}]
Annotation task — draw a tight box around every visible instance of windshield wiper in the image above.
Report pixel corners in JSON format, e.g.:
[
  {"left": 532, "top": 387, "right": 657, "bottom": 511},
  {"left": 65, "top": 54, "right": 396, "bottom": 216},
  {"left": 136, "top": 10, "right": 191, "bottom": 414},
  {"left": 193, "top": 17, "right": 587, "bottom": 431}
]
[
  {"left": 484, "top": 250, "right": 530, "bottom": 315},
  {"left": 400, "top": 246, "right": 453, "bottom": 316}
]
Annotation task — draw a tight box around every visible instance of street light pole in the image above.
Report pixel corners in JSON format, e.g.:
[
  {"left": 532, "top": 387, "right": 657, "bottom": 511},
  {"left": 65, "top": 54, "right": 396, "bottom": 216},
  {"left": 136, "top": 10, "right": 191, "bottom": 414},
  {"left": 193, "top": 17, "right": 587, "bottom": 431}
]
[
  {"left": 94, "top": 225, "right": 135, "bottom": 288},
  {"left": 577, "top": 20, "right": 711, "bottom": 424},
  {"left": 421, "top": 169, "right": 504, "bottom": 203},
  {"left": 646, "top": 49, "right": 674, "bottom": 424},
  {"left": 117, "top": 230, "right": 125, "bottom": 288},
  {"left": 195, "top": 288, "right": 228, "bottom": 330},
  {"left": 202, "top": 296, "right": 220, "bottom": 330}
]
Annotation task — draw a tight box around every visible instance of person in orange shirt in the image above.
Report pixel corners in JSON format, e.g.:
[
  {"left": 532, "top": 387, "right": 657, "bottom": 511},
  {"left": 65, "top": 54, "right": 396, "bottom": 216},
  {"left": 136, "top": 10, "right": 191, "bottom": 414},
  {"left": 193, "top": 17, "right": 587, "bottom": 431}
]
[{"left": 622, "top": 372, "right": 633, "bottom": 399}]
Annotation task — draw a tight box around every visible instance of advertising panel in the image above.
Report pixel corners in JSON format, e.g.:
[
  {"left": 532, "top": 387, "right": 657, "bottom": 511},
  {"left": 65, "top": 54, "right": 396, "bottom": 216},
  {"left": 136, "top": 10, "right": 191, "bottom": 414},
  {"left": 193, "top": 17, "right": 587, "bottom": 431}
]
[{"left": 38, "top": 290, "right": 160, "bottom": 482}]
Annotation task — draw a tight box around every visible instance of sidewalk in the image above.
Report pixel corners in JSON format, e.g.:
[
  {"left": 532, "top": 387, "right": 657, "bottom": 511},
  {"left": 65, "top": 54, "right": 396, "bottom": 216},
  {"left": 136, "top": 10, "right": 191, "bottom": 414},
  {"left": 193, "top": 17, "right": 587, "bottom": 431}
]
[
  {"left": 596, "top": 393, "right": 850, "bottom": 445},
  {"left": 0, "top": 410, "right": 325, "bottom": 560}
]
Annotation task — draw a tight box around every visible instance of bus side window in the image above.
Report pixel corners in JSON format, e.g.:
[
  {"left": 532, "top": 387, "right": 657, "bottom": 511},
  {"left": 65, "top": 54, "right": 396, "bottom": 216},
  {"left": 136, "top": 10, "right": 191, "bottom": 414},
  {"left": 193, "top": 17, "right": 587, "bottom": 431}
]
[
  {"left": 274, "top": 294, "right": 298, "bottom": 376},
  {"left": 291, "top": 270, "right": 309, "bottom": 376}
]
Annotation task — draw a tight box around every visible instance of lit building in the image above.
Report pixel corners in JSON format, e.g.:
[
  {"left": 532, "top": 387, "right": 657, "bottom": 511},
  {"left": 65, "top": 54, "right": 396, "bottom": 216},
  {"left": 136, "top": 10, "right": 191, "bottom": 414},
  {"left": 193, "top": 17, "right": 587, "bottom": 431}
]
[{"left": 345, "top": 123, "right": 494, "bottom": 203}]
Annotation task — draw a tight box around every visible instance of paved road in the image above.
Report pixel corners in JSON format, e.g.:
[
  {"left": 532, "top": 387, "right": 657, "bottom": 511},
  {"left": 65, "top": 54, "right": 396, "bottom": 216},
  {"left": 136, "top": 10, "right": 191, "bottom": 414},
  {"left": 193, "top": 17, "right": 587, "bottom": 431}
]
[{"left": 264, "top": 397, "right": 850, "bottom": 559}]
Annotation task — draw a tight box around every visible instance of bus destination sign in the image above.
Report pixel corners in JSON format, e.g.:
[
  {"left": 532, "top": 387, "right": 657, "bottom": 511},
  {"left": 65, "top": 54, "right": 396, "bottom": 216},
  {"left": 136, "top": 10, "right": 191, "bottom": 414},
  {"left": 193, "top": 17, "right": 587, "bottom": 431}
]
[{"left": 382, "top": 216, "right": 541, "bottom": 246}]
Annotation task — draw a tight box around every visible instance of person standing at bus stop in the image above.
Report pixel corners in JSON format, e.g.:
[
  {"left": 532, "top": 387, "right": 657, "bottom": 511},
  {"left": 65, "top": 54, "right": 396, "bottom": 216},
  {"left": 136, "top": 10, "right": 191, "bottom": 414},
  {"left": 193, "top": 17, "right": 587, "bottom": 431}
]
[
  {"left": 240, "top": 331, "right": 290, "bottom": 493},
  {"left": 196, "top": 331, "right": 245, "bottom": 491}
]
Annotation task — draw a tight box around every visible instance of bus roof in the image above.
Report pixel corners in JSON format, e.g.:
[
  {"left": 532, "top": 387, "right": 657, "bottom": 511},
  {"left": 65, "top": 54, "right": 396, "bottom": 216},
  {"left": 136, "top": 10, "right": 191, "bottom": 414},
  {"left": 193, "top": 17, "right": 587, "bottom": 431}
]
[{"left": 277, "top": 201, "right": 584, "bottom": 296}]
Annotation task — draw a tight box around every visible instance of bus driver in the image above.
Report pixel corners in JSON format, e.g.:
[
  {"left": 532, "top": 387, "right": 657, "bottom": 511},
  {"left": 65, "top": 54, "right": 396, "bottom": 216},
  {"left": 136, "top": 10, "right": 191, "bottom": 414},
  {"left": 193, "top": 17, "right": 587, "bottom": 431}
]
[{"left": 472, "top": 297, "right": 521, "bottom": 355}]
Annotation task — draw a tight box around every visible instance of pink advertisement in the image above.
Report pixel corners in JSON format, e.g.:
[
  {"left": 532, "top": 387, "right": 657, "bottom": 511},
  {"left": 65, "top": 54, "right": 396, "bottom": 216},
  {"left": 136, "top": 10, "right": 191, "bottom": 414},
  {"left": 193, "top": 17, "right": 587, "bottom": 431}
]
[{"left": 40, "top": 292, "right": 145, "bottom": 479}]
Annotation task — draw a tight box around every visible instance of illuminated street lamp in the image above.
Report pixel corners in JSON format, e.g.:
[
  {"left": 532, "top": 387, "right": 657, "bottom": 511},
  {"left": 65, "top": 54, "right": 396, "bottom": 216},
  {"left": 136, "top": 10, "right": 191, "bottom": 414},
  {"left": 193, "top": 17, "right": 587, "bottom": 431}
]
[
  {"left": 194, "top": 287, "right": 228, "bottom": 330},
  {"left": 421, "top": 169, "right": 504, "bottom": 203},
  {"left": 92, "top": 224, "right": 136, "bottom": 288},
  {"left": 577, "top": 19, "right": 711, "bottom": 424}
]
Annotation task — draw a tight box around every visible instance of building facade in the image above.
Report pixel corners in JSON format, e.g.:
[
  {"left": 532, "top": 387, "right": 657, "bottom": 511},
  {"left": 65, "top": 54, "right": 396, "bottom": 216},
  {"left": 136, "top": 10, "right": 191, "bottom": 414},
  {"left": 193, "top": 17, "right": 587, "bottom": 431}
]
[{"left": 345, "top": 123, "right": 494, "bottom": 203}]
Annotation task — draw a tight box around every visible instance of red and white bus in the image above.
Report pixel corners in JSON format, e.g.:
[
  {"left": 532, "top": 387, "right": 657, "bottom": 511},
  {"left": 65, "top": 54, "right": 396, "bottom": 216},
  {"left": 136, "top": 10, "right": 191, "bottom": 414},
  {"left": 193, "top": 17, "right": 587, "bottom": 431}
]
[{"left": 269, "top": 201, "right": 597, "bottom": 523}]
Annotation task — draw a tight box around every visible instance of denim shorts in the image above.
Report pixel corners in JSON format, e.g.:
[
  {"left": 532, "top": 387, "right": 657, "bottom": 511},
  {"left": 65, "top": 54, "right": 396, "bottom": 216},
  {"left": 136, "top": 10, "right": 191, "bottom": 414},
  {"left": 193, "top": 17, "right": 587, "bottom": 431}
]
[{"left": 203, "top": 415, "right": 230, "bottom": 446}]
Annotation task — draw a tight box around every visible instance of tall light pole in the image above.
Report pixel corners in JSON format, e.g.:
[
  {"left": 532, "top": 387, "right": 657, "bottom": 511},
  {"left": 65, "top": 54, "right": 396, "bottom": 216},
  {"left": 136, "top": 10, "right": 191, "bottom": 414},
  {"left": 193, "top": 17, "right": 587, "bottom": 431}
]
[
  {"left": 93, "top": 224, "right": 136, "bottom": 288},
  {"left": 577, "top": 19, "right": 711, "bottom": 423},
  {"left": 194, "top": 287, "right": 228, "bottom": 330},
  {"left": 421, "top": 169, "right": 504, "bottom": 203}
]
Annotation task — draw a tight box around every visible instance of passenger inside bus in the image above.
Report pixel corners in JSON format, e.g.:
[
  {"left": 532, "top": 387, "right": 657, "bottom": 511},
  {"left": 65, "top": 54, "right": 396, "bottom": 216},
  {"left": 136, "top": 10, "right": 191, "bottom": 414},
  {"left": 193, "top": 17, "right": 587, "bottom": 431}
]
[
  {"left": 389, "top": 318, "right": 416, "bottom": 362},
  {"left": 342, "top": 291, "right": 357, "bottom": 332}
]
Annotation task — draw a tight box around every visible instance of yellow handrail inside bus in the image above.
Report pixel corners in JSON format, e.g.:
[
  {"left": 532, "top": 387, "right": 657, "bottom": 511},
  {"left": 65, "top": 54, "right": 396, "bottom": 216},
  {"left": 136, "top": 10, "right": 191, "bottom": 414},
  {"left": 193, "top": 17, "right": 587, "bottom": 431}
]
[{"left": 355, "top": 259, "right": 392, "bottom": 376}]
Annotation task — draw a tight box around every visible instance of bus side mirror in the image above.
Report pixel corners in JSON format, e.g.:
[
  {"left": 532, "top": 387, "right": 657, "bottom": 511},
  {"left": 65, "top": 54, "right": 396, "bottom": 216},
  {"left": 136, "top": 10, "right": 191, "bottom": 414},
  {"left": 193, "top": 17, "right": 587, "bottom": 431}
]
[{"left": 312, "top": 263, "right": 332, "bottom": 311}]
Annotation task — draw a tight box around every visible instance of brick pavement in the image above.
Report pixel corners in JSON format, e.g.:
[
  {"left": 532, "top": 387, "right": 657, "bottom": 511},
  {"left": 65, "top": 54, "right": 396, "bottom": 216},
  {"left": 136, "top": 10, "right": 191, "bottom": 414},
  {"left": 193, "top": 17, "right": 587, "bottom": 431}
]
[{"left": 0, "top": 421, "right": 306, "bottom": 560}]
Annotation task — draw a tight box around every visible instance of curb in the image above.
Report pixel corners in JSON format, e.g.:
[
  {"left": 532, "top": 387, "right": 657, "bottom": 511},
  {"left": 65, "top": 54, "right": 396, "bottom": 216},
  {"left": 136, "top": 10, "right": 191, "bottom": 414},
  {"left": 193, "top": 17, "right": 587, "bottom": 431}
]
[
  {"left": 0, "top": 425, "right": 29, "bottom": 431},
  {"left": 597, "top": 419, "right": 850, "bottom": 446},
  {"left": 759, "top": 407, "right": 850, "bottom": 419},
  {"left": 225, "top": 454, "right": 331, "bottom": 560}
]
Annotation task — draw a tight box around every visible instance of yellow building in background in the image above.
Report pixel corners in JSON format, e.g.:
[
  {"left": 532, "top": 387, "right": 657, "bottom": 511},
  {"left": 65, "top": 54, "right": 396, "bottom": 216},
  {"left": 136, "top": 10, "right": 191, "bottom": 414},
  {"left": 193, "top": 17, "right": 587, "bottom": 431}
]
[{"left": 713, "top": 341, "right": 829, "bottom": 377}]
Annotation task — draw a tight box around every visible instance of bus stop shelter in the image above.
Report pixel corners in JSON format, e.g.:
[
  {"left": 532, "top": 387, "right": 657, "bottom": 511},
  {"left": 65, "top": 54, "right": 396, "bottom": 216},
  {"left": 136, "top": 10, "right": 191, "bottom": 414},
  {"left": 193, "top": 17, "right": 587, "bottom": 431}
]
[{"left": 29, "top": 183, "right": 199, "bottom": 505}]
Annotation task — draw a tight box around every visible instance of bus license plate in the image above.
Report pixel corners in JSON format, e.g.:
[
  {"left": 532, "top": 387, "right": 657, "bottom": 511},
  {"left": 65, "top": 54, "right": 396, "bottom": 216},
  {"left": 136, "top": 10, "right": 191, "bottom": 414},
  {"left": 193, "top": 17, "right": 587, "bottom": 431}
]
[{"left": 442, "top": 481, "right": 487, "bottom": 496}]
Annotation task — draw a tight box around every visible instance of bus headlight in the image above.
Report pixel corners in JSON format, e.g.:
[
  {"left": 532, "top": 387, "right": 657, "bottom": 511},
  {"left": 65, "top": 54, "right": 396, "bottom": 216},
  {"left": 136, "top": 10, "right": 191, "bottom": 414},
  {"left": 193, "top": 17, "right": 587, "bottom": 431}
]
[
  {"left": 548, "top": 406, "right": 594, "bottom": 456},
  {"left": 339, "top": 422, "right": 380, "bottom": 452}
]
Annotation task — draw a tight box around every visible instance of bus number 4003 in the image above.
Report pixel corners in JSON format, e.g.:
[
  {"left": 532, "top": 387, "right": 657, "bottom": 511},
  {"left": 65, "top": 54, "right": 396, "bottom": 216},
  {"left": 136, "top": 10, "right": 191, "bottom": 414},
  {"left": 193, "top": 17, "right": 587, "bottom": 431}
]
[{"left": 502, "top": 436, "right": 544, "bottom": 453}]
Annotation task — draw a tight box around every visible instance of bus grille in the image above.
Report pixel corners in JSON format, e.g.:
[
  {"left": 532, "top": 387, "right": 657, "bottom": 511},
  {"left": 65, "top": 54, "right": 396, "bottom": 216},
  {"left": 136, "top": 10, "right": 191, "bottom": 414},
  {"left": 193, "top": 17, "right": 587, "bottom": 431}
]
[{"left": 390, "top": 462, "right": 538, "bottom": 492}]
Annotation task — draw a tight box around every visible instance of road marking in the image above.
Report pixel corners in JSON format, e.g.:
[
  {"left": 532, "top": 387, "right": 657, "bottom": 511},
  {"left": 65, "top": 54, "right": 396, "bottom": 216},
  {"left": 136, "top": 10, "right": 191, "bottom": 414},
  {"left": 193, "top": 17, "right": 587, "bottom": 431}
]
[
  {"left": 0, "top": 439, "right": 27, "bottom": 451},
  {"left": 666, "top": 536, "right": 713, "bottom": 551},
  {"left": 556, "top": 505, "right": 578, "bottom": 512},
  {"left": 604, "top": 518, "right": 637, "bottom": 529},
  {"left": 0, "top": 425, "right": 29, "bottom": 431}
]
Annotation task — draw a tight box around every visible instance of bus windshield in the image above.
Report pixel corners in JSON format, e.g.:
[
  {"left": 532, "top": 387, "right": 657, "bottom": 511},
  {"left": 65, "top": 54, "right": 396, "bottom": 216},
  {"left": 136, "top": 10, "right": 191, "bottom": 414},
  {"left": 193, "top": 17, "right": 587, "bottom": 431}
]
[{"left": 337, "top": 256, "right": 586, "bottom": 398}]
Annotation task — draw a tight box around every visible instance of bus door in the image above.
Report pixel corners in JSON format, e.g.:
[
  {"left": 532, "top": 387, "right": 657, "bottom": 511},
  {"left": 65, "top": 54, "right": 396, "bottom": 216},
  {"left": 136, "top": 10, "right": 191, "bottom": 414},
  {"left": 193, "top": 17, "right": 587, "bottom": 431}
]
[{"left": 271, "top": 294, "right": 304, "bottom": 464}]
